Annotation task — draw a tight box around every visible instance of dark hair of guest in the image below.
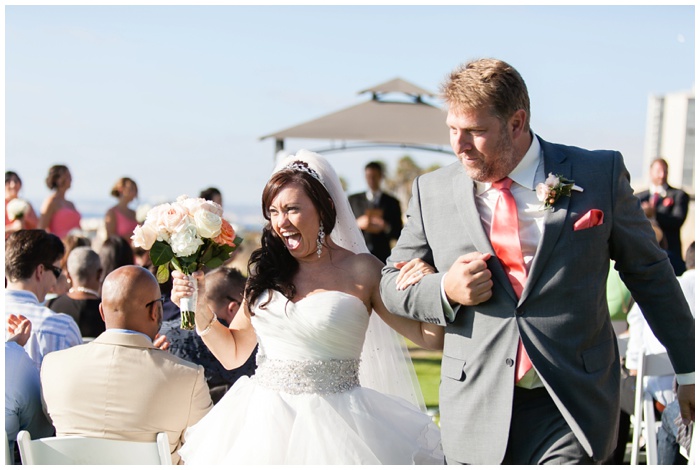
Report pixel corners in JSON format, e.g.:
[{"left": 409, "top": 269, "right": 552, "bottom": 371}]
[
  {"left": 245, "top": 165, "right": 335, "bottom": 310},
  {"left": 5, "top": 230, "right": 65, "bottom": 281}
]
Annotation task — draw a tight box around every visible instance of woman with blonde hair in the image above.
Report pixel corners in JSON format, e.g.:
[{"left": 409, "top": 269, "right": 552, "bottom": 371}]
[
  {"left": 104, "top": 177, "right": 139, "bottom": 241},
  {"left": 38, "top": 164, "right": 81, "bottom": 240}
]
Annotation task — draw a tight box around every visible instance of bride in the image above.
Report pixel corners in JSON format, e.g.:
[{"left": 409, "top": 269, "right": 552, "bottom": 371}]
[{"left": 173, "top": 150, "right": 444, "bottom": 464}]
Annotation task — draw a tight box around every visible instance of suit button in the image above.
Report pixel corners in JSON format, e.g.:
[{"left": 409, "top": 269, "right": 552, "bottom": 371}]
[
  {"left": 506, "top": 358, "right": 514, "bottom": 367},
  {"left": 516, "top": 307, "right": 525, "bottom": 316}
]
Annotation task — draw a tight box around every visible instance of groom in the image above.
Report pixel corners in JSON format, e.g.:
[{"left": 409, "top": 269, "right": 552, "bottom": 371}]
[{"left": 380, "top": 58, "right": 695, "bottom": 464}]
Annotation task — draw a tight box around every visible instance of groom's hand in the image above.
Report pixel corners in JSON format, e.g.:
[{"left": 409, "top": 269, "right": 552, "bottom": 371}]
[
  {"left": 444, "top": 252, "right": 493, "bottom": 306},
  {"left": 677, "top": 383, "right": 695, "bottom": 424}
]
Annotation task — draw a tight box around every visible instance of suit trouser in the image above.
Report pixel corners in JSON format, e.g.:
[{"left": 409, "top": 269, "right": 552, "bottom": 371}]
[{"left": 502, "top": 386, "right": 596, "bottom": 465}]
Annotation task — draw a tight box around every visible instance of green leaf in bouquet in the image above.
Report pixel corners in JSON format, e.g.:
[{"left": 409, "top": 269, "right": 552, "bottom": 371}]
[
  {"left": 199, "top": 240, "right": 215, "bottom": 264},
  {"left": 204, "top": 257, "right": 225, "bottom": 269},
  {"left": 233, "top": 235, "right": 244, "bottom": 248},
  {"left": 156, "top": 264, "right": 171, "bottom": 284},
  {"left": 150, "top": 241, "right": 174, "bottom": 266},
  {"left": 180, "top": 253, "right": 199, "bottom": 265},
  {"left": 186, "top": 262, "right": 199, "bottom": 274}
]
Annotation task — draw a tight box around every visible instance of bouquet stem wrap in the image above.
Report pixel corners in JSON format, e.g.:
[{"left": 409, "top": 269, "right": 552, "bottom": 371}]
[{"left": 180, "top": 273, "right": 198, "bottom": 330}]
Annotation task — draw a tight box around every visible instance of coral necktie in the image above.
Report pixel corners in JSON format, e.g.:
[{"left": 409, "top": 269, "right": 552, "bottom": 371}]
[{"left": 490, "top": 177, "right": 532, "bottom": 383}]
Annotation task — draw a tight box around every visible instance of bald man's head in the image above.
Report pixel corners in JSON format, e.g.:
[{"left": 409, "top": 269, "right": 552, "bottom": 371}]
[{"left": 100, "top": 265, "right": 163, "bottom": 339}]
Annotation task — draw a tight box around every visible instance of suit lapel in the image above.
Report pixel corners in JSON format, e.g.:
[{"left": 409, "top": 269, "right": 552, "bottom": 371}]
[
  {"left": 521, "top": 138, "right": 571, "bottom": 302},
  {"left": 452, "top": 165, "right": 518, "bottom": 302}
]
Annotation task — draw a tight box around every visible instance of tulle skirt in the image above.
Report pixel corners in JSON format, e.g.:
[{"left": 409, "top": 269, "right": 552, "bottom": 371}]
[{"left": 178, "top": 376, "right": 443, "bottom": 464}]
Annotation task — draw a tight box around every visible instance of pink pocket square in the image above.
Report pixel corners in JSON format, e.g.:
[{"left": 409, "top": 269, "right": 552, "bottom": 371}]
[{"left": 574, "top": 209, "right": 604, "bottom": 231}]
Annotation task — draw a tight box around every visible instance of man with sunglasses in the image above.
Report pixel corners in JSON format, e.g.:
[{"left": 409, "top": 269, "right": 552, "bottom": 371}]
[
  {"left": 161, "top": 267, "right": 257, "bottom": 404},
  {"left": 40, "top": 265, "right": 212, "bottom": 464},
  {"left": 5, "top": 229, "right": 82, "bottom": 369}
]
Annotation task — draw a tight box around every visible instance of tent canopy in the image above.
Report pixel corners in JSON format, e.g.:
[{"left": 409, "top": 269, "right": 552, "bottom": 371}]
[{"left": 260, "top": 78, "right": 451, "bottom": 155}]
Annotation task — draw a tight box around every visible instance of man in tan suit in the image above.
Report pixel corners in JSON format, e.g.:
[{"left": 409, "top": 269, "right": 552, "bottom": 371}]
[{"left": 41, "top": 266, "right": 212, "bottom": 464}]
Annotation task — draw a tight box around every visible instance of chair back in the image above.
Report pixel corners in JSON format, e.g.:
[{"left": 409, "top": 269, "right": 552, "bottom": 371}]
[
  {"left": 630, "top": 351, "right": 674, "bottom": 465},
  {"left": 17, "top": 430, "right": 171, "bottom": 465},
  {"left": 5, "top": 431, "right": 12, "bottom": 465}
]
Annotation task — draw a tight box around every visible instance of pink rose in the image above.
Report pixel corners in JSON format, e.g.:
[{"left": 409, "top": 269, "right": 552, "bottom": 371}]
[
  {"left": 131, "top": 222, "right": 158, "bottom": 250},
  {"left": 158, "top": 203, "right": 188, "bottom": 233},
  {"left": 662, "top": 197, "right": 674, "bottom": 207}
]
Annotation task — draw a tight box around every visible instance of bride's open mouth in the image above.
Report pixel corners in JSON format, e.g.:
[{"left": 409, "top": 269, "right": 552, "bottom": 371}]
[{"left": 281, "top": 231, "right": 302, "bottom": 251}]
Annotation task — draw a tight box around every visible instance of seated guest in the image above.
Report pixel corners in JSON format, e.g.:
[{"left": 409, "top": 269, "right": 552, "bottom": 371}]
[
  {"left": 47, "top": 247, "right": 105, "bottom": 339},
  {"left": 5, "top": 317, "right": 54, "bottom": 464},
  {"left": 626, "top": 242, "right": 695, "bottom": 408},
  {"left": 199, "top": 186, "right": 222, "bottom": 206},
  {"left": 40, "top": 265, "right": 213, "bottom": 464},
  {"left": 99, "top": 235, "right": 135, "bottom": 283},
  {"left": 5, "top": 230, "right": 82, "bottom": 369},
  {"left": 160, "top": 268, "right": 257, "bottom": 403}
]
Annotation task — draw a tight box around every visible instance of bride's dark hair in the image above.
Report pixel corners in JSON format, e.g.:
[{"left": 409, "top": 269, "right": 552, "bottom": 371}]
[{"left": 245, "top": 164, "right": 336, "bottom": 309}]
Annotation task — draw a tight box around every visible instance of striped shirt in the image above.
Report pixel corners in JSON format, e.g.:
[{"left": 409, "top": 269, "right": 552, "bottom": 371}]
[{"left": 5, "top": 289, "right": 82, "bottom": 370}]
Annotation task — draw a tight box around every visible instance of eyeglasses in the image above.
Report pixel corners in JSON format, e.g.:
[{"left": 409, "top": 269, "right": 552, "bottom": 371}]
[
  {"left": 145, "top": 296, "right": 165, "bottom": 309},
  {"left": 43, "top": 264, "right": 62, "bottom": 279}
]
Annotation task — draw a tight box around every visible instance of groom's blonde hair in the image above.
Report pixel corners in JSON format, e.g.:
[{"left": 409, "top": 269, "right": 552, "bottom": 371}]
[{"left": 440, "top": 58, "right": 530, "bottom": 131}]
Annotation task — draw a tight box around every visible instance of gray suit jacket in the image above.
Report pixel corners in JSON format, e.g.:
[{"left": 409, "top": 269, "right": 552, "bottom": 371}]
[
  {"left": 41, "top": 330, "right": 213, "bottom": 464},
  {"left": 380, "top": 137, "right": 695, "bottom": 464}
]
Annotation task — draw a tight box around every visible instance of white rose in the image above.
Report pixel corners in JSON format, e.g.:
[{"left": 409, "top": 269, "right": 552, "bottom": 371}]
[
  {"left": 193, "top": 208, "right": 222, "bottom": 239},
  {"left": 131, "top": 222, "right": 158, "bottom": 250},
  {"left": 535, "top": 183, "right": 550, "bottom": 203},
  {"left": 135, "top": 204, "right": 152, "bottom": 224},
  {"left": 6, "top": 198, "right": 29, "bottom": 221},
  {"left": 169, "top": 218, "right": 204, "bottom": 257},
  {"left": 544, "top": 173, "right": 560, "bottom": 187}
]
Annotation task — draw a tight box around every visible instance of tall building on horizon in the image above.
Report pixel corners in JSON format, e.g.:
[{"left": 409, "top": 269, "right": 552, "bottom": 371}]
[{"left": 643, "top": 86, "right": 695, "bottom": 193}]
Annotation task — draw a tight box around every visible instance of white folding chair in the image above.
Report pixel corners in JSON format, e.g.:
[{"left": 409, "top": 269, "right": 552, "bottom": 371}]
[
  {"left": 17, "top": 430, "right": 171, "bottom": 465},
  {"left": 5, "top": 431, "right": 12, "bottom": 465},
  {"left": 679, "top": 422, "right": 695, "bottom": 465},
  {"left": 630, "top": 351, "right": 675, "bottom": 465}
]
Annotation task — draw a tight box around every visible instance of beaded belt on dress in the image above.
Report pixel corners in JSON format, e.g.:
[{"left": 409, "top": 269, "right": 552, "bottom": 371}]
[{"left": 253, "top": 355, "right": 360, "bottom": 395}]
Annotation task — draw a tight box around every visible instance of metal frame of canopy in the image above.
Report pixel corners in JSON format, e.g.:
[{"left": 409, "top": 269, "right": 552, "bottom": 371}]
[{"left": 260, "top": 78, "right": 453, "bottom": 158}]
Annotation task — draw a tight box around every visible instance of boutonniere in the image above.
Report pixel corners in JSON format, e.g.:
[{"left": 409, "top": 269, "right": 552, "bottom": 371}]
[
  {"left": 536, "top": 173, "right": 584, "bottom": 210},
  {"left": 662, "top": 197, "right": 674, "bottom": 207}
]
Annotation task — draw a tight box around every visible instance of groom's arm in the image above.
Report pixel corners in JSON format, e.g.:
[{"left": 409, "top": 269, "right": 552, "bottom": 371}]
[{"left": 380, "top": 177, "right": 492, "bottom": 325}]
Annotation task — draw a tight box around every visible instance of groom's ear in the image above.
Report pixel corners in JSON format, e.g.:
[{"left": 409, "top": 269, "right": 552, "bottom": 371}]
[{"left": 508, "top": 109, "right": 528, "bottom": 139}]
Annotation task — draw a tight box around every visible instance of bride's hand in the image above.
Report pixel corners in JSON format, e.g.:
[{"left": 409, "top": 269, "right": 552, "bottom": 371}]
[
  {"left": 394, "top": 258, "right": 436, "bottom": 291},
  {"left": 170, "top": 270, "right": 201, "bottom": 308}
]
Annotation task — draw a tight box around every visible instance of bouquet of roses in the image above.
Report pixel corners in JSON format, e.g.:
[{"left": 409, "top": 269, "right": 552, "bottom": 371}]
[
  {"left": 131, "top": 195, "right": 242, "bottom": 330},
  {"left": 6, "top": 198, "right": 30, "bottom": 221}
]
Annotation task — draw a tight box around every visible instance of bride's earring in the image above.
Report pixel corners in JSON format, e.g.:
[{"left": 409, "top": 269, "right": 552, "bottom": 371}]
[{"left": 316, "top": 222, "right": 325, "bottom": 258}]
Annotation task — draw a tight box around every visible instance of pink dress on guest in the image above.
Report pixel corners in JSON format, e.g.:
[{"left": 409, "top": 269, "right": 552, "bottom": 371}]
[
  {"left": 114, "top": 209, "right": 138, "bottom": 239},
  {"left": 48, "top": 206, "right": 81, "bottom": 239}
]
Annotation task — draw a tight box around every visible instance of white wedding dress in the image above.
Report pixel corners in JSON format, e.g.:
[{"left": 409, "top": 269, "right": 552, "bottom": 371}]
[{"left": 178, "top": 289, "right": 443, "bottom": 465}]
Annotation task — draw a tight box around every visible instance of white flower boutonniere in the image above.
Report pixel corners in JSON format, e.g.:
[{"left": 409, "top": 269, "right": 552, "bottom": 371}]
[{"left": 536, "top": 173, "right": 583, "bottom": 210}]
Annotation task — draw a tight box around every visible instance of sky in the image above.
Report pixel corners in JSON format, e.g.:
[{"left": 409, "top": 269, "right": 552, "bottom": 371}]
[{"left": 4, "top": 3, "right": 696, "bottom": 229}]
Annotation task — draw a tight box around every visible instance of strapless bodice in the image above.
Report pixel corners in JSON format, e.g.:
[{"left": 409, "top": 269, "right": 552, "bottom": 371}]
[{"left": 251, "top": 289, "right": 370, "bottom": 362}]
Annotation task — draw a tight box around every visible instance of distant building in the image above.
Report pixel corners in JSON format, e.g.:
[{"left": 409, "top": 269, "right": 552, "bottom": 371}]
[{"left": 643, "top": 87, "right": 695, "bottom": 191}]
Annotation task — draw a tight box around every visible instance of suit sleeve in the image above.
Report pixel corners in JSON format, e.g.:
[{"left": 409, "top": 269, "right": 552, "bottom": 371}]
[
  {"left": 380, "top": 176, "right": 449, "bottom": 326},
  {"left": 385, "top": 196, "right": 403, "bottom": 241},
  {"left": 608, "top": 153, "right": 694, "bottom": 375}
]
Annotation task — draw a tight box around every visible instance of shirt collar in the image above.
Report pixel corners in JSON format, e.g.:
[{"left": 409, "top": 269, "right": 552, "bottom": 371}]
[
  {"left": 5, "top": 289, "right": 40, "bottom": 304},
  {"left": 650, "top": 183, "right": 668, "bottom": 197},
  {"left": 475, "top": 132, "right": 542, "bottom": 195},
  {"left": 108, "top": 328, "right": 153, "bottom": 343}
]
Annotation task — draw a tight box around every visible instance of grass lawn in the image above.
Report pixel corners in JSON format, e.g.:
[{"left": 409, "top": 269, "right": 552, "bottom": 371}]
[{"left": 406, "top": 339, "right": 442, "bottom": 411}]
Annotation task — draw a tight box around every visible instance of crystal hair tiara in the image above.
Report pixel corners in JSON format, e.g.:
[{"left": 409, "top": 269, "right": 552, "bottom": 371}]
[{"left": 283, "top": 161, "right": 323, "bottom": 184}]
